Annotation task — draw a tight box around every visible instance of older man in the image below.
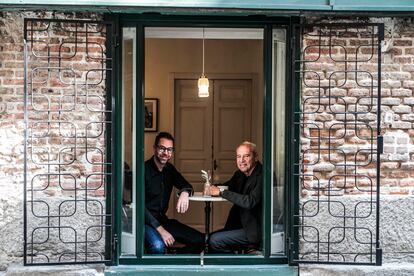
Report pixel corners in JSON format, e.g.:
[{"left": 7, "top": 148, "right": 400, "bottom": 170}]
[
  {"left": 145, "top": 132, "right": 204, "bottom": 254},
  {"left": 209, "top": 141, "right": 263, "bottom": 253}
]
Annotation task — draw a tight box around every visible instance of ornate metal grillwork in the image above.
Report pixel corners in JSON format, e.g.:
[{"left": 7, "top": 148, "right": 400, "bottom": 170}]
[
  {"left": 23, "top": 18, "right": 115, "bottom": 265},
  {"left": 291, "top": 23, "right": 383, "bottom": 265}
]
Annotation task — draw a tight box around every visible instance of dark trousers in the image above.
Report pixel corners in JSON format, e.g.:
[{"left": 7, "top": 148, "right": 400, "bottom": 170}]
[
  {"left": 209, "top": 228, "right": 250, "bottom": 253},
  {"left": 145, "top": 219, "right": 205, "bottom": 254}
]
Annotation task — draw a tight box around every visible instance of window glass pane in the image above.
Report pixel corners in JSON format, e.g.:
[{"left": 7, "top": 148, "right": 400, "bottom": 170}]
[
  {"left": 271, "top": 28, "right": 286, "bottom": 255},
  {"left": 121, "top": 27, "right": 136, "bottom": 256}
]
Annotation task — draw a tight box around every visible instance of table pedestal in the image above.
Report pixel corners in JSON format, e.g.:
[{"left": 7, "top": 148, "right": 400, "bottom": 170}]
[
  {"left": 189, "top": 192, "right": 227, "bottom": 253},
  {"left": 204, "top": 201, "right": 211, "bottom": 252}
]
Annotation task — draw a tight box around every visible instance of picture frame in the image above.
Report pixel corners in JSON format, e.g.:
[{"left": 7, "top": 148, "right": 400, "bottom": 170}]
[{"left": 144, "top": 98, "right": 158, "bottom": 132}]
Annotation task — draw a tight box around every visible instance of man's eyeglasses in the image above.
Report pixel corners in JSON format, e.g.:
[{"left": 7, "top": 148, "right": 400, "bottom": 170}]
[{"left": 157, "top": 145, "right": 174, "bottom": 154}]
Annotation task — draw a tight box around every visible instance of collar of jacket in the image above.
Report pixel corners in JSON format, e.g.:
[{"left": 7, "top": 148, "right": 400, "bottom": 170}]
[
  {"left": 247, "top": 161, "right": 262, "bottom": 178},
  {"left": 148, "top": 156, "right": 170, "bottom": 176}
]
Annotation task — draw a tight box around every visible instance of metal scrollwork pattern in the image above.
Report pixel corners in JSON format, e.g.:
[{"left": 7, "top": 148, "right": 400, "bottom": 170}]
[
  {"left": 24, "top": 18, "right": 114, "bottom": 265},
  {"left": 292, "top": 24, "right": 383, "bottom": 265}
]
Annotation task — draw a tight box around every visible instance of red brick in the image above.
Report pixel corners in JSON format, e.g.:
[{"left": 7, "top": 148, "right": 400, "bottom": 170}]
[
  {"left": 389, "top": 170, "right": 410, "bottom": 178},
  {"left": 405, "top": 48, "right": 414, "bottom": 55},
  {"left": 0, "top": 70, "right": 13, "bottom": 77},
  {"left": 2, "top": 78, "right": 24, "bottom": 85},
  {"left": 394, "top": 57, "right": 412, "bottom": 64},
  {"left": 93, "top": 189, "right": 105, "bottom": 197},
  {"left": 400, "top": 179, "right": 414, "bottom": 186},
  {"left": 388, "top": 48, "right": 403, "bottom": 55},
  {"left": 381, "top": 162, "right": 400, "bottom": 169},
  {"left": 389, "top": 189, "right": 409, "bottom": 195},
  {"left": 394, "top": 39, "right": 413, "bottom": 46}
]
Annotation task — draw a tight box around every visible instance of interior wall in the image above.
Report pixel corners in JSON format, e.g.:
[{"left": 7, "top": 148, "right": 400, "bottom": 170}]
[{"left": 144, "top": 37, "right": 264, "bottom": 161}]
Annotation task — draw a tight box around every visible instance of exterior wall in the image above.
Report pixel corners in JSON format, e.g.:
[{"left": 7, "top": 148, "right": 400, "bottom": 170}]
[
  {"left": 301, "top": 17, "right": 414, "bottom": 195},
  {"left": 0, "top": 11, "right": 32, "bottom": 270},
  {"left": 0, "top": 11, "right": 107, "bottom": 270},
  {"left": 299, "top": 17, "right": 414, "bottom": 264},
  {"left": 0, "top": 10, "right": 413, "bottom": 273}
]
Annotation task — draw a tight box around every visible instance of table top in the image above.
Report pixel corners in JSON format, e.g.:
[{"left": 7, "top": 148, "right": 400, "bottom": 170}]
[{"left": 189, "top": 192, "right": 227, "bottom": 202}]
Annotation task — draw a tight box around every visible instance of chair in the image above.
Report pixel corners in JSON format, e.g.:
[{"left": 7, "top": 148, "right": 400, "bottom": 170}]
[
  {"left": 165, "top": 241, "right": 186, "bottom": 254},
  {"left": 234, "top": 244, "right": 261, "bottom": 254}
]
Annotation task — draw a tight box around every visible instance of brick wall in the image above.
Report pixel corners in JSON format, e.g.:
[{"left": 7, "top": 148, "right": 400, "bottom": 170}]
[
  {"left": 296, "top": 17, "right": 414, "bottom": 264},
  {"left": 1, "top": 11, "right": 414, "bottom": 269},
  {"left": 378, "top": 18, "right": 414, "bottom": 195},
  {"left": 299, "top": 24, "right": 381, "bottom": 203},
  {"left": 300, "top": 17, "right": 414, "bottom": 197},
  {"left": 0, "top": 11, "right": 109, "bottom": 268}
]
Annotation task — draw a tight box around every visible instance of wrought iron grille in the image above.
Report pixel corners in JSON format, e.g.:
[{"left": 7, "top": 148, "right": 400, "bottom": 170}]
[
  {"left": 291, "top": 23, "right": 383, "bottom": 265},
  {"left": 23, "top": 18, "right": 114, "bottom": 265}
]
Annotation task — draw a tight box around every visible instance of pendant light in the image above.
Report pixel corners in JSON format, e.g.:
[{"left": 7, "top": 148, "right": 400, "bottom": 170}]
[{"left": 198, "top": 28, "right": 209, "bottom": 97}]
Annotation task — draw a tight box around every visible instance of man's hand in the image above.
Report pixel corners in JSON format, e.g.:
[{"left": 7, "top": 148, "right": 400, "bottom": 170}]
[
  {"left": 210, "top": 185, "right": 220, "bottom": 196},
  {"left": 176, "top": 191, "right": 190, "bottom": 213},
  {"left": 156, "top": 226, "right": 175, "bottom": 247}
]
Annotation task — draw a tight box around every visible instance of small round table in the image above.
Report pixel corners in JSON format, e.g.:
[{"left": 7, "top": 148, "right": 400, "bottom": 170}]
[{"left": 189, "top": 192, "right": 227, "bottom": 252}]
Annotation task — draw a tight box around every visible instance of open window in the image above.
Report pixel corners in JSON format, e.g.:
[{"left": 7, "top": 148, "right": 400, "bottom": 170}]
[{"left": 119, "top": 22, "right": 288, "bottom": 264}]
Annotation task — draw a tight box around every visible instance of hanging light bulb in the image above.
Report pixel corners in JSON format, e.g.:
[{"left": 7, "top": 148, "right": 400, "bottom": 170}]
[
  {"left": 198, "top": 74, "right": 209, "bottom": 97},
  {"left": 198, "top": 28, "right": 209, "bottom": 98}
]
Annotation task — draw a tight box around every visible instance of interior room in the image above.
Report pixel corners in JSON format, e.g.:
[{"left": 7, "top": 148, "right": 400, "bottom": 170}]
[
  {"left": 121, "top": 27, "right": 284, "bottom": 256},
  {"left": 143, "top": 27, "right": 263, "bottom": 235}
]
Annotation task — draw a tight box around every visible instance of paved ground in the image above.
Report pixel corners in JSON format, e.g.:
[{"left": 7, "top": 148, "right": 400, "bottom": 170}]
[
  {"left": 299, "top": 263, "right": 414, "bottom": 276},
  {"left": 2, "top": 262, "right": 414, "bottom": 275}
]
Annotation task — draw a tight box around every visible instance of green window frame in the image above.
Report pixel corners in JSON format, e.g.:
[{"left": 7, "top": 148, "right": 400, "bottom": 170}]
[{"left": 113, "top": 14, "right": 294, "bottom": 266}]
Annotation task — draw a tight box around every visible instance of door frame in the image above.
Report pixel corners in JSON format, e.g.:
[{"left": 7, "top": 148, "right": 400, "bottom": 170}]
[{"left": 116, "top": 14, "right": 292, "bottom": 265}]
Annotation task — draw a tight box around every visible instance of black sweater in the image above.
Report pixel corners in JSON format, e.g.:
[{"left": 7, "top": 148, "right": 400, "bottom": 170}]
[{"left": 145, "top": 157, "right": 193, "bottom": 229}]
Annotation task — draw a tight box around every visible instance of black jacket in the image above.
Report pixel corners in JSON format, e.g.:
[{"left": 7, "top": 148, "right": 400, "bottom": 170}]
[
  {"left": 145, "top": 157, "right": 193, "bottom": 229},
  {"left": 221, "top": 162, "right": 263, "bottom": 244}
]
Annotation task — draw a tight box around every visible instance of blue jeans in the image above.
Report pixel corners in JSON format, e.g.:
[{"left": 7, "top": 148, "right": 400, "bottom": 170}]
[
  {"left": 145, "top": 225, "right": 165, "bottom": 254},
  {"left": 145, "top": 220, "right": 205, "bottom": 254}
]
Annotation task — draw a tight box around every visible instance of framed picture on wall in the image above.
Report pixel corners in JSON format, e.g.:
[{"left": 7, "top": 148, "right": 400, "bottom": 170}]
[{"left": 144, "top": 98, "right": 158, "bottom": 132}]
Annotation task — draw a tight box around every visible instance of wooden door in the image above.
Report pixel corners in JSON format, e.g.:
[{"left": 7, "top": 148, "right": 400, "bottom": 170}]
[
  {"left": 173, "top": 78, "right": 252, "bottom": 233},
  {"left": 211, "top": 79, "right": 252, "bottom": 231},
  {"left": 173, "top": 79, "right": 213, "bottom": 232}
]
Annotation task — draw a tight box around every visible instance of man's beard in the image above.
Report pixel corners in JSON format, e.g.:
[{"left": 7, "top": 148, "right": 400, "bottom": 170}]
[{"left": 155, "top": 154, "right": 169, "bottom": 164}]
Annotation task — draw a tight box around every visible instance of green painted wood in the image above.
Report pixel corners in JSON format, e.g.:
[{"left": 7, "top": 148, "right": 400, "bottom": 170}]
[
  {"left": 262, "top": 25, "right": 273, "bottom": 259},
  {"left": 105, "top": 265, "right": 297, "bottom": 276},
  {"left": 135, "top": 24, "right": 146, "bottom": 259},
  {"left": 1, "top": 0, "right": 330, "bottom": 10},
  {"left": 111, "top": 13, "right": 122, "bottom": 265},
  {"left": 332, "top": 0, "right": 414, "bottom": 11},
  {"left": 4, "top": 0, "right": 414, "bottom": 11}
]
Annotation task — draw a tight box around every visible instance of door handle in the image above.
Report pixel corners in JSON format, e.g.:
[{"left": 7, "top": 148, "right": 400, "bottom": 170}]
[{"left": 213, "top": 159, "right": 218, "bottom": 170}]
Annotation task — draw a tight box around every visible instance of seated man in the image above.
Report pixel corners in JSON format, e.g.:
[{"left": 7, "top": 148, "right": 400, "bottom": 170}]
[
  {"left": 145, "top": 132, "right": 205, "bottom": 254},
  {"left": 209, "top": 141, "right": 262, "bottom": 253}
]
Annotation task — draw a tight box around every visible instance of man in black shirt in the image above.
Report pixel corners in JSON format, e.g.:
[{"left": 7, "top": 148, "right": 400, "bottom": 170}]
[
  {"left": 208, "top": 141, "right": 262, "bottom": 253},
  {"left": 145, "top": 132, "right": 204, "bottom": 254}
]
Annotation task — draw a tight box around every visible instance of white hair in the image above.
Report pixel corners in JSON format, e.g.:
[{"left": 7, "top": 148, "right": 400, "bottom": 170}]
[{"left": 237, "top": 141, "right": 257, "bottom": 156}]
